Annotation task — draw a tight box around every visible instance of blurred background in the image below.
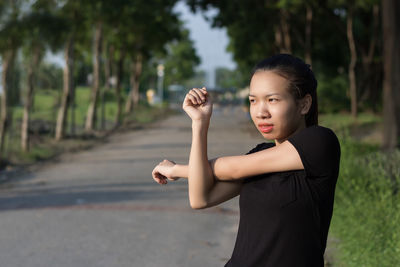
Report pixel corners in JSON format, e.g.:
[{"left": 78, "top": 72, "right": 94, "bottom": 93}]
[{"left": 0, "top": 0, "right": 399, "bottom": 266}]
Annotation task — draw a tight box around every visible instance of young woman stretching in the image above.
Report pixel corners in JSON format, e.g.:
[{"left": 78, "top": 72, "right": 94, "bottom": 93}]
[{"left": 152, "top": 54, "right": 341, "bottom": 267}]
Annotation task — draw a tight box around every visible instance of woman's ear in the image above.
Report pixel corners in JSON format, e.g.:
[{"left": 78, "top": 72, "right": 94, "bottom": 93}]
[{"left": 300, "top": 94, "right": 312, "bottom": 115}]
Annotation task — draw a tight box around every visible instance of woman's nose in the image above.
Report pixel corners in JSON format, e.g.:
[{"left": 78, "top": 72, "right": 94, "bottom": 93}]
[{"left": 256, "top": 102, "right": 271, "bottom": 119}]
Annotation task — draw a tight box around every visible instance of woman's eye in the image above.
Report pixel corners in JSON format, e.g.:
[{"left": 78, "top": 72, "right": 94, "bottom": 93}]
[
  {"left": 249, "top": 99, "right": 255, "bottom": 103},
  {"left": 269, "top": 98, "right": 278, "bottom": 102}
]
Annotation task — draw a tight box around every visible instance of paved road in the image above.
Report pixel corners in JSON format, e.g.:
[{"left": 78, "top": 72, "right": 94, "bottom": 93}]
[{"left": 0, "top": 106, "right": 265, "bottom": 267}]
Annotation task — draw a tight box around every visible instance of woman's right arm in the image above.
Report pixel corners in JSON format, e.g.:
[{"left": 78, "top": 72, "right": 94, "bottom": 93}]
[
  {"left": 152, "top": 159, "right": 242, "bottom": 209},
  {"left": 152, "top": 87, "right": 242, "bottom": 209}
]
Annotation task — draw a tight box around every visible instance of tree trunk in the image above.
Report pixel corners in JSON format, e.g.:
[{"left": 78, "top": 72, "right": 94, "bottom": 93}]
[
  {"left": 346, "top": 5, "right": 358, "bottom": 118},
  {"left": 274, "top": 10, "right": 291, "bottom": 54},
  {"left": 100, "top": 44, "right": 113, "bottom": 130},
  {"left": 5, "top": 110, "right": 14, "bottom": 159},
  {"left": 281, "top": 9, "right": 292, "bottom": 54},
  {"left": 305, "top": 6, "right": 313, "bottom": 65},
  {"left": 69, "top": 66, "right": 76, "bottom": 136},
  {"left": 21, "top": 46, "right": 41, "bottom": 151},
  {"left": 274, "top": 24, "right": 283, "bottom": 53},
  {"left": 55, "top": 35, "right": 74, "bottom": 141},
  {"left": 132, "top": 53, "right": 143, "bottom": 107},
  {"left": 125, "top": 53, "right": 143, "bottom": 113},
  {"left": 0, "top": 49, "right": 16, "bottom": 156},
  {"left": 359, "top": 4, "right": 379, "bottom": 106},
  {"left": 125, "top": 76, "right": 134, "bottom": 114},
  {"left": 382, "top": 0, "right": 400, "bottom": 150},
  {"left": 85, "top": 21, "right": 103, "bottom": 132},
  {"left": 105, "top": 45, "right": 113, "bottom": 90},
  {"left": 115, "top": 49, "right": 125, "bottom": 127}
]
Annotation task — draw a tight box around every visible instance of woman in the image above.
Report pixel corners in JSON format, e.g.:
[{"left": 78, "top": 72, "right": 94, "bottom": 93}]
[{"left": 152, "top": 54, "right": 341, "bottom": 267}]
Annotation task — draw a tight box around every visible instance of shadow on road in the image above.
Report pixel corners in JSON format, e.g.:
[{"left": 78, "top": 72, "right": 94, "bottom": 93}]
[{"left": 0, "top": 181, "right": 187, "bottom": 212}]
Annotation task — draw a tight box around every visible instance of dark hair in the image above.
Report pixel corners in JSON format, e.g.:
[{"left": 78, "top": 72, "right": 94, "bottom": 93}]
[{"left": 251, "top": 54, "right": 318, "bottom": 127}]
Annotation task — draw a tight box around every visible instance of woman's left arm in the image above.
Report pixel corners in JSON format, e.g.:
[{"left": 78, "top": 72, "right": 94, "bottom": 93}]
[
  {"left": 153, "top": 140, "right": 304, "bottom": 183},
  {"left": 210, "top": 140, "right": 304, "bottom": 181}
]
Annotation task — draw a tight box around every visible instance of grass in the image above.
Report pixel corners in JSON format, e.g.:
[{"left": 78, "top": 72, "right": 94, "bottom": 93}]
[
  {"left": 330, "top": 138, "right": 400, "bottom": 267},
  {"left": 13, "top": 87, "right": 124, "bottom": 128},
  {"left": 319, "top": 112, "right": 381, "bottom": 131},
  {"left": 319, "top": 114, "right": 399, "bottom": 267}
]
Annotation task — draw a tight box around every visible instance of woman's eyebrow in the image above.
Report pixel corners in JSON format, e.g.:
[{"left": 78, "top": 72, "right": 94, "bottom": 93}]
[{"left": 249, "top": 93, "right": 281, "bottom": 97}]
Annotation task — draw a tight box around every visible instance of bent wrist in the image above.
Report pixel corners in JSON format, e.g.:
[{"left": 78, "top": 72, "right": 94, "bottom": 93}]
[{"left": 172, "top": 164, "right": 188, "bottom": 179}]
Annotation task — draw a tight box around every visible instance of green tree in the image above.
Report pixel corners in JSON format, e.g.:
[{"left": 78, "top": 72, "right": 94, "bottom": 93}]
[
  {"left": 36, "top": 63, "right": 63, "bottom": 90},
  {"left": 82, "top": 0, "right": 110, "bottom": 133},
  {"left": 188, "top": 0, "right": 384, "bottom": 115},
  {"left": 55, "top": 0, "right": 88, "bottom": 140},
  {"left": 163, "top": 28, "right": 200, "bottom": 87},
  {"left": 20, "top": 0, "right": 65, "bottom": 151},
  {"left": 0, "top": 0, "right": 23, "bottom": 158},
  {"left": 103, "top": 27, "right": 127, "bottom": 126},
  {"left": 215, "top": 67, "right": 243, "bottom": 89},
  {"left": 121, "top": 0, "right": 181, "bottom": 114}
]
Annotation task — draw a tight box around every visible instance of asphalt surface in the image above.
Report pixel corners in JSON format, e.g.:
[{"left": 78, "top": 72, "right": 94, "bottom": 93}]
[{"left": 0, "top": 106, "right": 265, "bottom": 267}]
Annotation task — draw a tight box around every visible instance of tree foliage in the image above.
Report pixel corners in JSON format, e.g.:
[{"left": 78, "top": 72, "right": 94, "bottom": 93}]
[
  {"left": 163, "top": 29, "right": 201, "bottom": 86},
  {"left": 0, "top": 0, "right": 200, "bottom": 155},
  {"left": 187, "top": 0, "right": 383, "bottom": 112}
]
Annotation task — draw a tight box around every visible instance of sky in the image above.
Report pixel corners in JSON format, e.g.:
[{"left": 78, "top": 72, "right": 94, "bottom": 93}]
[{"left": 173, "top": 2, "right": 236, "bottom": 87}]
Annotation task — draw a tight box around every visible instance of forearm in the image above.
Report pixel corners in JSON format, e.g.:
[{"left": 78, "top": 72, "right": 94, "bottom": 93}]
[
  {"left": 173, "top": 158, "right": 237, "bottom": 181},
  {"left": 172, "top": 164, "right": 189, "bottom": 178},
  {"left": 187, "top": 121, "right": 214, "bottom": 209}
]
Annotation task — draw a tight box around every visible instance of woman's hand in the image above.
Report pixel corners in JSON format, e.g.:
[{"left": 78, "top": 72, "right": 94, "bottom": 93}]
[
  {"left": 152, "top": 159, "right": 180, "bottom": 185},
  {"left": 182, "top": 87, "right": 213, "bottom": 122}
]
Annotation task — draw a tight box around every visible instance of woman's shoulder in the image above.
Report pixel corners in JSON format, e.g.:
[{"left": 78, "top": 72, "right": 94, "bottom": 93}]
[
  {"left": 301, "top": 124, "right": 336, "bottom": 134},
  {"left": 288, "top": 124, "right": 341, "bottom": 178},
  {"left": 289, "top": 125, "right": 339, "bottom": 146}
]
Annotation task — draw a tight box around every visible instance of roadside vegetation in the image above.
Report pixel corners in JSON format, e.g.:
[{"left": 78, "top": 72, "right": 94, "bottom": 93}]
[
  {"left": 319, "top": 114, "right": 400, "bottom": 267},
  {"left": 1, "top": 86, "right": 172, "bottom": 167}
]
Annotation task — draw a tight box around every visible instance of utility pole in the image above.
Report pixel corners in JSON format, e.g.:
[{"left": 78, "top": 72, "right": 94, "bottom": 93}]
[{"left": 157, "top": 63, "right": 164, "bottom": 103}]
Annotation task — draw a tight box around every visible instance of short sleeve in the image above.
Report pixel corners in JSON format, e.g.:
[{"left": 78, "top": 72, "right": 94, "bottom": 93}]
[
  {"left": 245, "top": 142, "right": 275, "bottom": 155},
  {"left": 288, "top": 125, "right": 341, "bottom": 179}
]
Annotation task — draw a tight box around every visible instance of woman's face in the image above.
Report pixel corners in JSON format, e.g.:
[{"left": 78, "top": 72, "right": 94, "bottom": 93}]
[{"left": 249, "top": 70, "right": 306, "bottom": 145}]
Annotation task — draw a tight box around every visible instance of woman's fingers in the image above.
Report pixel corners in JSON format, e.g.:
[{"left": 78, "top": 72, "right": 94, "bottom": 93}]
[
  {"left": 154, "top": 172, "right": 167, "bottom": 185},
  {"left": 183, "top": 87, "right": 208, "bottom": 106},
  {"left": 187, "top": 92, "right": 202, "bottom": 105},
  {"left": 152, "top": 167, "right": 167, "bottom": 185},
  {"left": 187, "top": 93, "right": 200, "bottom": 105},
  {"left": 192, "top": 88, "right": 207, "bottom": 100},
  {"left": 188, "top": 87, "right": 207, "bottom": 105},
  {"left": 152, "top": 159, "right": 178, "bottom": 185}
]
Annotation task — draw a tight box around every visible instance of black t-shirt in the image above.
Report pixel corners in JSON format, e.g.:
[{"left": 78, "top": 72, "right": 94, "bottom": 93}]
[{"left": 225, "top": 125, "right": 341, "bottom": 267}]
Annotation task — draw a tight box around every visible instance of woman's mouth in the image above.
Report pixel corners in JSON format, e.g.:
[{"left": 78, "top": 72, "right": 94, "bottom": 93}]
[{"left": 258, "top": 124, "right": 274, "bottom": 133}]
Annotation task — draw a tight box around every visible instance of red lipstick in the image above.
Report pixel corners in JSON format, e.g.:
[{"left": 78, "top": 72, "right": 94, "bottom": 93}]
[{"left": 258, "top": 123, "right": 274, "bottom": 133}]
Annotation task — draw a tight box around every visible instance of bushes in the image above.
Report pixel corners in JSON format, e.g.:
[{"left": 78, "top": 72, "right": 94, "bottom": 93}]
[
  {"left": 330, "top": 135, "right": 400, "bottom": 266},
  {"left": 317, "top": 74, "right": 350, "bottom": 114}
]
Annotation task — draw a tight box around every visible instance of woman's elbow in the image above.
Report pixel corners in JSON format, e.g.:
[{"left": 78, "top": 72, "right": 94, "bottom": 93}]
[
  {"left": 189, "top": 200, "right": 208, "bottom": 210},
  {"left": 213, "top": 157, "right": 240, "bottom": 181},
  {"left": 226, "top": 166, "right": 241, "bottom": 180}
]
